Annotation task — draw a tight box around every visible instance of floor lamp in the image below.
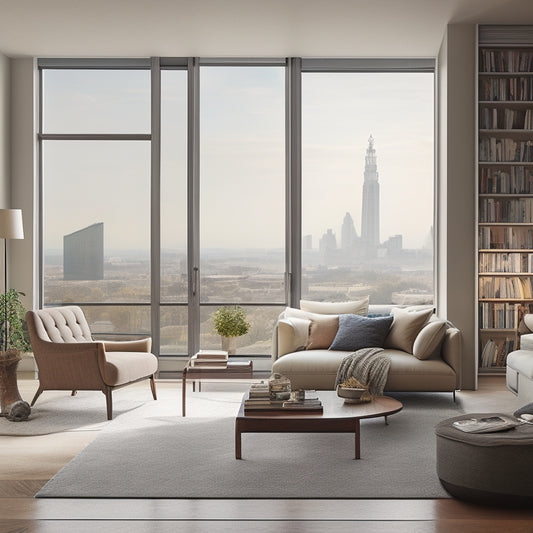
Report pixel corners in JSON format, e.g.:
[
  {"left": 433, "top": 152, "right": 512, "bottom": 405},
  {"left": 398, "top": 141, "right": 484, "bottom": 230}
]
[{"left": 0, "top": 209, "right": 24, "bottom": 352}]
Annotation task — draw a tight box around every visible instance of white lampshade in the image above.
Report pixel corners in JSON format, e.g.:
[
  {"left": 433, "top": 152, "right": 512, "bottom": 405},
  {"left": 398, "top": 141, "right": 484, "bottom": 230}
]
[{"left": 0, "top": 209, "right": 24, "bottom": 240}]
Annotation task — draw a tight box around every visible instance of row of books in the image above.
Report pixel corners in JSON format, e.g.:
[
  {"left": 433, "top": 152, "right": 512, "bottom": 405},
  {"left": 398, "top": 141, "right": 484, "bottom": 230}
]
[
  {"left": 479, "top": 252, "right": 533, "bottom": 273},
  {"left": 480, "top": 337, "right": 515, "bottom": 368},
  {"left": 479, "top": 107, "right": 533, "bottom": 130},
  {"left": 479, "top": 197, "right": 533, "bottom": 223},
  {"left": 244, "top": 384, "right": 323, "bottom": 412},
  {"left": 479, "top": 167, "right": 533, "bottom": 194},
  {"left": 478, "top": 301, "right": 519, "bottom": 329},
  {"left": 479, "top": 49, "right": 533, "bottom": 73},
  {"left": 479, "top": 276, "right": 533, "bottom": 299},
  {"left": 479, "top": 226, "right": 533, "bottom": 250},
  {"left": 479, "top": 77, "right": 533, "bottom": 102},
  {"left": 479, "top": 138, "right": 533, "bottom": 162}
]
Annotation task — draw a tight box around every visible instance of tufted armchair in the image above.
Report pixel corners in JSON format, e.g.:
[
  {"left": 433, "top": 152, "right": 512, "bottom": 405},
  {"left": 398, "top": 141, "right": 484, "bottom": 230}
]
[{"left": 26, "top": 306, "right": 158, "bottom": 420}]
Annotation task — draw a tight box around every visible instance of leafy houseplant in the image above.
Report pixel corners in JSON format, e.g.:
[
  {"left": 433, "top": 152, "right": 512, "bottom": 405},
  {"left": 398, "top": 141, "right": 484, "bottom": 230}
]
[
  {"left": 0, "top": 289, "right": 31, "bottom": 354},
  {"left": 212, "top": 306, "right": 251, "bottom": 355},
  {"left": 0, "top": 289, "right": 31, "bottom": 420}
]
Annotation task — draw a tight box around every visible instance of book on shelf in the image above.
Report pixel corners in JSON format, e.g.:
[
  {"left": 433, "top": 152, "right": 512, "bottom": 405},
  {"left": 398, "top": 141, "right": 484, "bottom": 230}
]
[
  {"left": 453, "top": 415, "right": 520, "bottom": 434},
  {"left": 480, "top": 337, "right": 515, "bottom": 368}
]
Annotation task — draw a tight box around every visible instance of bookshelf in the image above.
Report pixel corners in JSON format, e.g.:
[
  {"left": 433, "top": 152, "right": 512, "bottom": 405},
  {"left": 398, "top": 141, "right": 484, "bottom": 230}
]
[{"left": 478, "top": 34, "right": 533, "bottom": 372}]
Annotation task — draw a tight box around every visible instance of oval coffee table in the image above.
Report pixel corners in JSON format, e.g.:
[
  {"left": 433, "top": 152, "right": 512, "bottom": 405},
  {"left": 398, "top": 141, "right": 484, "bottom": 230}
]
[{"left": 235, "top": 391, "right": 403, "bottom": 460}]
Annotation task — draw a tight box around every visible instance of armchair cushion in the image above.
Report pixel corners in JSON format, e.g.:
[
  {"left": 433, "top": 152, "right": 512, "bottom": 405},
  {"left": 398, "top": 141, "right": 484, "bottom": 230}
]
[{"left": 102, "top": 351, "right": 158, "bottom": 386}]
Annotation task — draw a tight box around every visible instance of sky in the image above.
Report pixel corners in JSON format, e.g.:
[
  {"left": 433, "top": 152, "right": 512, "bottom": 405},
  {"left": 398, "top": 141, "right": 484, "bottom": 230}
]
[{"left": 41, "top": 67, "right": 433, "bottom": 253}]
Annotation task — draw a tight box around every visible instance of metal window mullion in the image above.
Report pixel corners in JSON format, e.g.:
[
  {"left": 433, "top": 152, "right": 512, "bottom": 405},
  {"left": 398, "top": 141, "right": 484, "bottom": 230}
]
[
  {"left": 150, "top": 57, "right": 161, "bottom": 358},
  {"left": 187, "top": 58, "right": 201, "bottom": 358},
  {"left": 287, "top": 58, "right": 302, "bottom": 308}
]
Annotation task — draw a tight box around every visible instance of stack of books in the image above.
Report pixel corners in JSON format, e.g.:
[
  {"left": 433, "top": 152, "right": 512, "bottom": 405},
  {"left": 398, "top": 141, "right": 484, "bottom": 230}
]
[
  {"left": 189, "top": 350, "right": 228, "bottom": 368},
  {"left": 244, "top": 386, "right": 323, "bottom": 412}
]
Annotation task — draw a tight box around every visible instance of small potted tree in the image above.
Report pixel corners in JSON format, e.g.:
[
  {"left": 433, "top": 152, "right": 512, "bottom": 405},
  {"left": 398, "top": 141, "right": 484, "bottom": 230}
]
[
  {"left": 0, "top": 289, "right": 32, "bottom": 421},
  {"left": 212, "top": 306, "right": 251, "bottom": 355}
]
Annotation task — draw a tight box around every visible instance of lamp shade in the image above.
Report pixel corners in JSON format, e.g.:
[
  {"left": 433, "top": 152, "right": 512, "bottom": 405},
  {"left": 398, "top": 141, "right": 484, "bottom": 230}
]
[{"left": 0, "top": 209, "right": 24, "bottom": 240}]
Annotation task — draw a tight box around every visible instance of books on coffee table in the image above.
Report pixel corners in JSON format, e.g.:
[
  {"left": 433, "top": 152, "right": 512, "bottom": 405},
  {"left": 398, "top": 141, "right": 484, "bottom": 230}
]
[
  {"left": 189, "top": 350, "right": 229, "bottom": 368},
  {"left": 244, "top": 387, "right": 323, "bottom": 413}
]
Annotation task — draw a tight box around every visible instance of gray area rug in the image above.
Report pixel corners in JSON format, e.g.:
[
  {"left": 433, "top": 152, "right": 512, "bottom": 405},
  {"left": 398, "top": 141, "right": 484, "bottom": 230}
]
[
  {"left": 0, "top": 389, "right": 153, "bottom": 436},
  {"left": 37, "top": 392, "right": 463, "bottom": 499}
]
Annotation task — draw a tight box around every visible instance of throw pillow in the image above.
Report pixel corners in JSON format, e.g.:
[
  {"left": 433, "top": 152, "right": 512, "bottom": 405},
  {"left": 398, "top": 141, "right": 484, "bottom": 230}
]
[
  {"left": 329, "top": 314, "right": 393, "bottom": 352},
  {"left": 412, "top": 319, "right": 447, "bottom": 360},
  {"left": 384, "top": 307, "right": 434, "bottom": 353},
  {"left": 306, "top": 314, "right": 340, "bottom": 350},
  {"left": 300, "top": 296, "right": 370, "bottom": 316}
]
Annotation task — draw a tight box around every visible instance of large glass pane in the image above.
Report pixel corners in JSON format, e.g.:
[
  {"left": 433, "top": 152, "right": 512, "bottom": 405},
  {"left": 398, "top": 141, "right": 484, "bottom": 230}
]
[
  {"left": 80, "top": 305, "right": 151, "bottom": 341},
  {"left": 302, "top": 72, "right": 434, "bottom": 305},
  {"left": 199, "top": 66, "right": 286, "bottom": 307},
  {"left": 42, "top": 69, "right": 150, "bottom": 134},
  {"left": 199, "top": 305, "right": 285, "bottom": 355},
  {"left": 160, "top": 305, "right": 188, "bottom": 355},
  {"left": 42, "top": 140, "right": 151, "bottom": 305}
]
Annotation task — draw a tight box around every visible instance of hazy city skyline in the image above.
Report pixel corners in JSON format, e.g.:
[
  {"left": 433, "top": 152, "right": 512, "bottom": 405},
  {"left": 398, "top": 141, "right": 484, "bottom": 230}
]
[{"left": 42, "top": 68, "right": 433, "bottom": 253}]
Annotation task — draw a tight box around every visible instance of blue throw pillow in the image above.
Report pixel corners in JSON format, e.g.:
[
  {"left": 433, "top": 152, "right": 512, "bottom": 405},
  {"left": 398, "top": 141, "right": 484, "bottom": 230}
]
[{"left": 329, "top": 314, "right": 394, "bottom": 351}]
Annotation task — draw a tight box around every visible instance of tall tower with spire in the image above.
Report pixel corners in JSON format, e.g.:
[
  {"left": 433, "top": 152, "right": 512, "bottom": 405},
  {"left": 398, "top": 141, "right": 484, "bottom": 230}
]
[{"left": 361, "top": 134, "right": 380, "bottom": 249}]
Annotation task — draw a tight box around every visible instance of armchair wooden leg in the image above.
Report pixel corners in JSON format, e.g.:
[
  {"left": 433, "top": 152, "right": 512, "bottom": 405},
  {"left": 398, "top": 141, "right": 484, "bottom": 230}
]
[
  {"left": 71, "top": 390, "right": 77, "bottom": 396},
  {"left": 30, "top": 386, "right": 44, "bottom": 407},
  {"left": 103, "top": 387, "right": 113, "bottom": 420},
  {"left": 150, "top": 375, "right": 157, "bottom": 400}
]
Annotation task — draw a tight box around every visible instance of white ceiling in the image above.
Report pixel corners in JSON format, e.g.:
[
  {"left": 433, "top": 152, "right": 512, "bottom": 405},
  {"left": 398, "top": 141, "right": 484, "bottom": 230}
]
[{"left": 1, "top": 0, "right": 533, "bottom": 58}]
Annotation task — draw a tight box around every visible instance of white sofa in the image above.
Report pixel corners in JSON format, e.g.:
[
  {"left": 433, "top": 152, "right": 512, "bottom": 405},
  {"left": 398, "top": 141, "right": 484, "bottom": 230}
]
[
  {"left": 271, "top": 300, "right": 462, "bottom": 396},
  {"left": 506, "top": 314, "right": 533, "bottom": 403}
]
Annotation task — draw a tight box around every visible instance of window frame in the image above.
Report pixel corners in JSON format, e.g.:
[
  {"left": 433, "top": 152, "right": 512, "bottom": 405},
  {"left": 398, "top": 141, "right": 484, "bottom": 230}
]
[{"left": 37, "top": 56, "right": 436, "bottom": 358}]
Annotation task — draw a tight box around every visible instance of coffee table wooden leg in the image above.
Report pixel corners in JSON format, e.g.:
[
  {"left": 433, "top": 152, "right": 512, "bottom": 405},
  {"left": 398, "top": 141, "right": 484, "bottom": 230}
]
[
  {"left": 355, "top": 419, "right": 361, "bottom": 460},
  {"left": 235, "top": 421, "right": 242, "bottom": 459},
  {"left": 182, "top": 370, "right": 187, "bottom": 417}
]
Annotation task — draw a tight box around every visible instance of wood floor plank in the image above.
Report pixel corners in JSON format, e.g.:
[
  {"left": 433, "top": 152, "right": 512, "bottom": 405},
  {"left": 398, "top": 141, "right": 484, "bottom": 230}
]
[{"left": 0, "top": 480, "right": 47, "bottom": 498}]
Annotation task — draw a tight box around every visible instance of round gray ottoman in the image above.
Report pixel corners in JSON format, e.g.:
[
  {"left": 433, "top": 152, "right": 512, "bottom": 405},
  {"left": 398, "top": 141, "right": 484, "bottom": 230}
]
[{"left": 435, "top": 413, "right": 533, "bottom": 507}]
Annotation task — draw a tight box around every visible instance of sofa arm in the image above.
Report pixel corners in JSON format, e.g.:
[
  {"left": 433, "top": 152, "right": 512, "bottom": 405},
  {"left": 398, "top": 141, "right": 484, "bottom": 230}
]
[
  {"left": 441, "top": 327, "right": 462, "bottom": 389},
  {"left": 271, "top": 317, "right": 311, "bottom": 367}
]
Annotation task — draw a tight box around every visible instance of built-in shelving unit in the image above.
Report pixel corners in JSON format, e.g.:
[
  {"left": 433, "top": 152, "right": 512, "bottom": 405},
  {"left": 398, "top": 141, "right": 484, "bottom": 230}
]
[{"left": 478, "top": 27, "right": 533, "bottom": 372}]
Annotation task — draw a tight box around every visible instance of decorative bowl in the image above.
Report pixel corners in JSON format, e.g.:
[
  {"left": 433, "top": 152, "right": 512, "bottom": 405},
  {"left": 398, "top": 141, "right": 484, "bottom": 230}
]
[{"left": 336, "top": 385, "right": 367, "bottom": 402}]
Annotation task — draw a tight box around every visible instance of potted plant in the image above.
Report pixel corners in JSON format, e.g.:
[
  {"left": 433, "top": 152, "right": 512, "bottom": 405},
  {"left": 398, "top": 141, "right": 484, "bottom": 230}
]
[
  {"left": 212, "top": 306, "right": 251, "bottom": 355},
  {"left": 0, "top": 289, "right": 32, "bottom": 421}
]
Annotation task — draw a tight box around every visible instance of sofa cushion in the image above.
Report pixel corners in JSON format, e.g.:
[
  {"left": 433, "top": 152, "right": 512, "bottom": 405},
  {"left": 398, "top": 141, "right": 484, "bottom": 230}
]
[
  {"left": 412, "top": 319, "right": 447, "bottom": 360},
  {"left": 329, "top": 314, "right": 393, "bottom": 351},
  {"left": 300, "top": 297, "right": 369, "bottom": 316},
  {"left": 385, "top": 307, "right": 433, "bottom": 353},
  {"left": 307, "top": 314, "right": 339, "bottom": 350}
]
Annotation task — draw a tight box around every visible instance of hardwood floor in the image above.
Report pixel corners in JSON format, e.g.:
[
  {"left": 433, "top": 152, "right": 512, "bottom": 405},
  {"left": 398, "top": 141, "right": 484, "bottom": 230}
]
[{"left": 1, "top": 375, "right": 532, "bottom": 532}]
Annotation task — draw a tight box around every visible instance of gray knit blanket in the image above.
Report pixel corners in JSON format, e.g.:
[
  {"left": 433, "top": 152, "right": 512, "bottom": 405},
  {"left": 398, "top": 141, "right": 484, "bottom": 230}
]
[{"left": 335, "top": 347, "right": 391, "bottom": 396}]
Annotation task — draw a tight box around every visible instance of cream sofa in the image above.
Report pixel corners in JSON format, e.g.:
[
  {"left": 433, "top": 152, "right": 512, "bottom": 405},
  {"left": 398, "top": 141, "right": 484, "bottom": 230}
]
[{"left": 271, "top": 300, "right": 462, "bottom": 396}]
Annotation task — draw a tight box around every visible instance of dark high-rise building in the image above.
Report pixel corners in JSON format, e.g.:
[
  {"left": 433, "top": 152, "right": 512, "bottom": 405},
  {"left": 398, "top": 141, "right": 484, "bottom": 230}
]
[
  {"left": 63, "top": 222, "right": 104, "bottom": 280},
  {"left": 361, "top": 134, "right": 380, "bottom": 248}
]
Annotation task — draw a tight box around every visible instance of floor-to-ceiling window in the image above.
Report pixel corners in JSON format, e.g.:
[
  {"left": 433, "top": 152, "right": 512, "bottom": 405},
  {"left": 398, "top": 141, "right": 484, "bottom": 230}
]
[
  {"left": 301, "top": 62, "right": 435, "bottom": 306},
  {"left": 40, "top": 64, "right": 152, "bottom": 340},
  {"left": 198, "top": 64, "right": 286, "bottom": 354},
  {"left": 38, "top": 58, "right": 435, "bottom": 359}
]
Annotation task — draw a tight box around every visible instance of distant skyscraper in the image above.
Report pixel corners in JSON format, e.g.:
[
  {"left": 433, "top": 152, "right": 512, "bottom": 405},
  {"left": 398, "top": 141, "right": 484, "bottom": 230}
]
[
  {"left": 319, "top": 229, "right": 337, "bottom": 253},
  {"left": 341, "top": 212, "right": 358, "bottom": 249},
  {"left": 64, "top": 222, "right": 104, "bottom": 280},
  {"left": 361, "top": 134, "right": 380, "bottom": 248},
  {"left": 303, "top": 234, "right": 313, "bottom": 250}
]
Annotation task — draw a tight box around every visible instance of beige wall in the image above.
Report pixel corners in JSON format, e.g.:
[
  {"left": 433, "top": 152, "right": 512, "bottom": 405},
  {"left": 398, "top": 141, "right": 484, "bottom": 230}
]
[
  {"left": 9, "top": 58, "right": 37, "bottom": 312},
  {"left": 437, "top": 24, "right": 477, "bottom": 390},
  {"left": 0, "top": 52, "right": 9, "bottom": 207}
]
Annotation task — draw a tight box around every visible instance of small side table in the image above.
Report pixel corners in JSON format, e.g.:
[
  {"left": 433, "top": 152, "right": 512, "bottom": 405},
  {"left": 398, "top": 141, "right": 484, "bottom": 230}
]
[{"left": 182, "top": 360, "right": 253, "bottom": 416}]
